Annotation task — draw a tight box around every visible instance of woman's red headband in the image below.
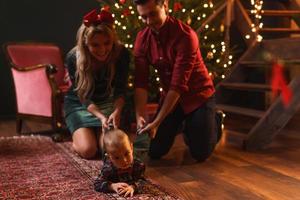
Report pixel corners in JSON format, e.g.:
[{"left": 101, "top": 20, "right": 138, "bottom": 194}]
[{"left": 83, "top": 9, "right": 114, "bottom": 27}]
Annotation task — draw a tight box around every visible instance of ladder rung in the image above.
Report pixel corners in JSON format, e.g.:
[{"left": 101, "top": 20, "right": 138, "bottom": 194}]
[
  {"left": 260, "top": 28, "right": 300, "bottom": 34},
  {"left": 262, "top": 10, "right": 300, "bottom": 16},
  {"left": 240, "top": 61, "right": 271, "bottom": 67},
  {"left": 248, "top": 9, "right": 300, "bottom": 16},
  {"left": 226, "top": 129, "right": 248, "bottom": 140},
  {"left": 220, "top": 82, "right": 271, "bottom": 92},
  {"left": 217, "top": 104, "right": 264, "bottom": 118},
  {"left": 240, "top": 60, "right": 300, "bottom": 66}
]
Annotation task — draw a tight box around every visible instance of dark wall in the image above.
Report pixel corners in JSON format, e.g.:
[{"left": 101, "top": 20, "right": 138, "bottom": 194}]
[{"left": 0, "top": 0, "right": 99, "bottom": 118}]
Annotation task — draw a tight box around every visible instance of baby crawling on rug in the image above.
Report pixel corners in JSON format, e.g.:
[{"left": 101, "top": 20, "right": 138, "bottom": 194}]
[{"left": 94, "top": 129, "right": 146, "bottom": 197}]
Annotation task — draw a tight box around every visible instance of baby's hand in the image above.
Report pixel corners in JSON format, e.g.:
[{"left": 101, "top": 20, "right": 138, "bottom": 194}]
[
  {"left": 110, "top": 182, "right": 129, "bottom": 194},
  {"left": 118, "top": 185, "right": 135, "bottom": 197}
]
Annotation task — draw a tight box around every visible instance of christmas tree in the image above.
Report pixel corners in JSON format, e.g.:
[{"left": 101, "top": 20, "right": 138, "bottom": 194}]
[{"left": 98, "top": 0, "right": 233, "bottom": 102}]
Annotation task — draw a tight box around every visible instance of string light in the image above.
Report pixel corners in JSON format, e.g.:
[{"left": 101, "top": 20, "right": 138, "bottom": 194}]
[
  {"left": 257, "top": 35, "right": 263, "bottom": 42},
  {"left": 252, "top": 0, "right": 264, "bottom": 42}
]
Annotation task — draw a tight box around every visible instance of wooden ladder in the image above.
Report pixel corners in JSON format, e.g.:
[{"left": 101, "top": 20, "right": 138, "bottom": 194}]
[{"left": 215, "top": 0, "right": 300, "bottom": 150}]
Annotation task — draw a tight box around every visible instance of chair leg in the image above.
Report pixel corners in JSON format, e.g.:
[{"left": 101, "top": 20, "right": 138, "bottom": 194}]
[
  {"left": 16, "top": 118, "right": 23, "bottom": 134},
  {"left": 51, "top": 119, "right": 64, "bottom": 142}
]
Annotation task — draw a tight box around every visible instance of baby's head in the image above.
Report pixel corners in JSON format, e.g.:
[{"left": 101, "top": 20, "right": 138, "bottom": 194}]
[{"left": 104, "top": 129, "right": 133, "bottom": 169}]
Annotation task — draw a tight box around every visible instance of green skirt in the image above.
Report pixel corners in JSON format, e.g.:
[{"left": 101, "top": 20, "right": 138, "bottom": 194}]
[{"left": 64, "top": 94, "right": 113, "bottom": 134}]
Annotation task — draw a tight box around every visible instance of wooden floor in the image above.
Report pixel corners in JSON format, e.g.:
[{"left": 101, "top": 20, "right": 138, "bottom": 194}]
[{"left": 1, "top": 117, "right": 300, "bottom": 200}]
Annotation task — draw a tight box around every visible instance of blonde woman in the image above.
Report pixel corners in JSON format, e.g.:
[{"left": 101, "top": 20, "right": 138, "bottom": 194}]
[{"left": 64, "top": 9, "right": 130, "bottom": 159}]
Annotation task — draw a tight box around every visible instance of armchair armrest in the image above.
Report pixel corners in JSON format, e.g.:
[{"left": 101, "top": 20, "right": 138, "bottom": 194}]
[{"left": 10, "top": 62, "right": 56, "bottom": 72}]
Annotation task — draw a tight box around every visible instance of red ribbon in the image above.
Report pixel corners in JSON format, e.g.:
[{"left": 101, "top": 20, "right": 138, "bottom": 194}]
[
  {"left": 271, "top": 62, "right": 292, "bottom": 107},
  {"left": 83, "top": 9, "right": 114, "bottom": 27}
]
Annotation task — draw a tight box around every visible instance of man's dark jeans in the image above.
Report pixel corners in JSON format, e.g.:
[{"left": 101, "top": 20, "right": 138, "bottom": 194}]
[{"left": 149, "top": 95, "right": 219, "bottom": 162}]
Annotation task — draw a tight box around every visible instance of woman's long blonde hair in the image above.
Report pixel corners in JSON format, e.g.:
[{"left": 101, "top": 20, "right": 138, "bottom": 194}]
[{"left": 75, "top": 23, "right": 122, "bottom": 102}]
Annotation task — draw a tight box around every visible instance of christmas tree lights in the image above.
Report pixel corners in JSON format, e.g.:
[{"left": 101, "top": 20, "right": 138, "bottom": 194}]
[{"left": 98, "top": 0, "right": 234, "bottom": 101}]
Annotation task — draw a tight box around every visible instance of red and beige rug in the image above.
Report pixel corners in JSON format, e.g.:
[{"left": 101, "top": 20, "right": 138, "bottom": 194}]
[{"left": 0, "top": 135, "right": 182, "bottom": 200}]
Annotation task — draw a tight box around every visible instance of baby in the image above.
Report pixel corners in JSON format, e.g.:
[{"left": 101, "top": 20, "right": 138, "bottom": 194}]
[{"left": 94, "top": 129, "right": 145, "bottom": 197}]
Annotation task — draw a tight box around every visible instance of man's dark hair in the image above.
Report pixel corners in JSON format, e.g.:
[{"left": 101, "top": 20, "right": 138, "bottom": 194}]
[{"left": 133, "top": 0, "right": 165, "bottom": 6}]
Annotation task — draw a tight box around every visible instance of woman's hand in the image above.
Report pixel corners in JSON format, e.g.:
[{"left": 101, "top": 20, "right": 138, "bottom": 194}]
[
  {"left": 98, "top": 115, "right": 108, "bottom": 133},
  {"left": 87, "top": 103, "right": 109, "bottom": 130},
  {"left": 107, "top": 109, "right": 121, "bottom": 129}
]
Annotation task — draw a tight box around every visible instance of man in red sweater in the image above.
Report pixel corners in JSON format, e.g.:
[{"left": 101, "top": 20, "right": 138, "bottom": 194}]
[{"left": 133, "top": 0, "right": 223, "bottom": 162}]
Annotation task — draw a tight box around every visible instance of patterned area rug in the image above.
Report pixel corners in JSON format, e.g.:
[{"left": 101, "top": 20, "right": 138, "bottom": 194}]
[{"left": 0, "top": 136, "right": 182, "bottom": 200}]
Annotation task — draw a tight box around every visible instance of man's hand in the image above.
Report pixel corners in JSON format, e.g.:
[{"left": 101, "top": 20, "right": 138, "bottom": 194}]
[
  {"left": 118, "top": 185, "right": 135, "bottom": 197},
  {"left": 136, "top": 116, "right": 146, "bottom": 131},
  {"left": 137, "top": 121, "right": 159, "bottom": 139}
]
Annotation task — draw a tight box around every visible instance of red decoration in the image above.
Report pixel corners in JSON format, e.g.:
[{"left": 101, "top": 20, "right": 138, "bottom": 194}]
[
  {"left": 122, "top": 8, "right": 131, "bottom": 16},
  {"left": 271, "top": 62, "right": 292, "bottom": 107},
  {"left": 103, "top": 5, "right": 110, "bottom": 11},
  {"left": 173, "top": 2, "right": 183, "bottom": 12},
  {"left": 83, "top": 9, "right": 114, "bottom": 27},
  {"left": 119, "top": 0, "right": 126, "bottom": 4}
]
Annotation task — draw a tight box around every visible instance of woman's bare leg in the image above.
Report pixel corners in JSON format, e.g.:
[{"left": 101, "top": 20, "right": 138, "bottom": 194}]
[{"left": 72, "top": 127, "right": 97, "bottom": 159}]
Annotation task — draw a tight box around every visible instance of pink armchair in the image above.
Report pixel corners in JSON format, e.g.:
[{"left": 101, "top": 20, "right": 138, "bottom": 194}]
[{"left": 4, "top": 43, "right": 70, "bottom": 133}]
